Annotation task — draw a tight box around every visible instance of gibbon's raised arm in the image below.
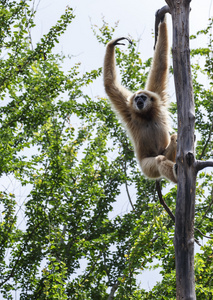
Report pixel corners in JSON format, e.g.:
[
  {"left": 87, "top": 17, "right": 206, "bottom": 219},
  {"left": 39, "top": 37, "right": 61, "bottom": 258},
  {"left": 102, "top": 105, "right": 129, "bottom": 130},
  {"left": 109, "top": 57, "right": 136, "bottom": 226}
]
[
  {"left": 145, "top": 19, "right": 169, "bottom": 104},
  {"left": 104, "top": 38, "right": 133, "bottom": 123}
]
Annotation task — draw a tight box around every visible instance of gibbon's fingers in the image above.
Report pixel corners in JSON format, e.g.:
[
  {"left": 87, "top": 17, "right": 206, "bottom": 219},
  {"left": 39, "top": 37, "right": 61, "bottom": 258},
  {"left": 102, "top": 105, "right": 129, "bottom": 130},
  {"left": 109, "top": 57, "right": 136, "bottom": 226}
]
[{"left": 113, "top": 37, "right": 132, "bottom": 46}]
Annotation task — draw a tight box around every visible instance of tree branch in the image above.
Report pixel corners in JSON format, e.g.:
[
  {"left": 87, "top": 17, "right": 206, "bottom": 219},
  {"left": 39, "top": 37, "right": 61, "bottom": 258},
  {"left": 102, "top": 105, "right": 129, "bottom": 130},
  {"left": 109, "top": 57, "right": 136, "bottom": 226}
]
[
  {"left": 125, "top": 182, "right": 135, "bottom": 210},
  {"left": 107, "top": 281, "right": 119, "bottom": 300},
  {"left": 194, "top": 227, "right": 213, "bottom": 240},
  {"left": 155, "top": 181, "right": 202, "bottom": 246},
  {"left": 198, "top": 120, "right": 213, "bottom": 160},
  {"left": 0, "top": 220, "right": 43, "bottom": 287},
  {"left": 155, "top": 181, "right": 175, "bottom": 222},
  {"left": 196, "top": 160, "right": 213, "bottom": 172},
  {"left": 123, "top": 155, "right": 135, "bottom": 210}
]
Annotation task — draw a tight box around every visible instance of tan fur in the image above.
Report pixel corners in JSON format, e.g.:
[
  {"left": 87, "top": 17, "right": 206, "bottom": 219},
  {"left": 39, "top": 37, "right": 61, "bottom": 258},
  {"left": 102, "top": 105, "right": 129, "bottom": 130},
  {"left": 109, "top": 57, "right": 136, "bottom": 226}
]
[{"left": 103, "top": 19, "right": 177, "bottom": 183}]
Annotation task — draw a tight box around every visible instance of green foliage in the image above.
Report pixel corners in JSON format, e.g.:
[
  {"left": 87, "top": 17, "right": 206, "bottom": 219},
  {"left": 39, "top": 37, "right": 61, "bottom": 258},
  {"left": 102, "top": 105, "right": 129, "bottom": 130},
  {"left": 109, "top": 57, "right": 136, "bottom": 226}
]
[{"left": 0, "top": 2, "right": 213, "bottom": 299}]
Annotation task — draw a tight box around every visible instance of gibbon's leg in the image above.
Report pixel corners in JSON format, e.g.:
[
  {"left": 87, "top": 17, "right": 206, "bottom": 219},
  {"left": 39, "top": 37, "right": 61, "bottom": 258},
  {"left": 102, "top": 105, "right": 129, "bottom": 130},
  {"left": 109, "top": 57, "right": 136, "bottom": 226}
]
[
  {"left": 157, "top": 156, "right": 177, "bottom": 183},
  {"left": 141, "top": 156, "right": 177, "bottom": 183},
  {"left": 163, "top": 134, "right": 177, "bottom": 162}
]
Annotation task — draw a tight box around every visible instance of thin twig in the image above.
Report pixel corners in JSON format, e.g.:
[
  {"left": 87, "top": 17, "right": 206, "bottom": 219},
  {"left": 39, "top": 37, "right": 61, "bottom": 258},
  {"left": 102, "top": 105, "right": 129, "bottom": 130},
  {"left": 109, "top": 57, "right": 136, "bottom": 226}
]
[
  {"left": 125, "top": 182, "right": 135, "bottom": 210},
  {"left": 198, "top": 120, "right": 213, "bottom": 160},
  {"left": 194, "top": 227, "right": 213, "bottom": 240},
  {"left": 155, "top": 180, "right": 175, "bottom": 222}
]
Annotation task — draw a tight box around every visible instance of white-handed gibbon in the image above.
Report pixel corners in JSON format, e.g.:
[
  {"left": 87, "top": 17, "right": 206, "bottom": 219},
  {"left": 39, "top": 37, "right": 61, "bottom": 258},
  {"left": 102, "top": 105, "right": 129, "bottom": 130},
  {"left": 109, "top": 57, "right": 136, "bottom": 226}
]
[{"left": 103, "top": 18, "right": 177, "bottom": 183}]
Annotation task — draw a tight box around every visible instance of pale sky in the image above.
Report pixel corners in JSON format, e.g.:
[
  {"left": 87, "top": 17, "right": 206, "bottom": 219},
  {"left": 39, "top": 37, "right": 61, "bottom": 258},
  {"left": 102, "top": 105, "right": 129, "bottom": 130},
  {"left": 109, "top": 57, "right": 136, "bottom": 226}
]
[
  {"left": 34, "top": 0, "right": 213, "bottom": 66},
  {"left": 32, "top": 0, "right": 213, "bottom": 99}
]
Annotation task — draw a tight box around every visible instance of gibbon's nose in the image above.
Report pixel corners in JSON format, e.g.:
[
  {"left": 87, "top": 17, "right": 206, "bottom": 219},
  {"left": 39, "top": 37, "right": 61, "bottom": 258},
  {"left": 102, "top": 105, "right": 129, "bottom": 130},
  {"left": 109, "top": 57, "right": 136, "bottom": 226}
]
[{"left": 135, "top": 94, "right": 147, "bottom": 109}]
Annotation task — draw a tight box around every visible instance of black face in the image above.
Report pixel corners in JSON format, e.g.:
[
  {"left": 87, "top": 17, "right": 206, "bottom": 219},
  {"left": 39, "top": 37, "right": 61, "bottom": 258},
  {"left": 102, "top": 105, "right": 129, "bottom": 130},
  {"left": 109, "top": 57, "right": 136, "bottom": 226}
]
[{"left": 134, "top": 94, "right": 147, "bottom": 110}]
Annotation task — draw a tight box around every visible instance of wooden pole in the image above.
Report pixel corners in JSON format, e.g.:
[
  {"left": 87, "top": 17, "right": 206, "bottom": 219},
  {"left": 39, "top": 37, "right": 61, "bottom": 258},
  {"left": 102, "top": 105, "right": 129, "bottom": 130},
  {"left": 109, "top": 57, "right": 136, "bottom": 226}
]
[{"left": 165, "top": 0, "right": 196, "bottom": 299}]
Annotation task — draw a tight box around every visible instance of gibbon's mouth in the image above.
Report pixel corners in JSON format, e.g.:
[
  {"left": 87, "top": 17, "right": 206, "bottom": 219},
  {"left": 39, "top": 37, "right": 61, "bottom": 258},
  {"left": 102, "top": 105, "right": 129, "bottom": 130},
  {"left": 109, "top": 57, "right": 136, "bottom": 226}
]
[
  {"left": 137, "top": 101, "right": 144, "bottom": 109},
  {"left": 134, "top": 94, "right": 147, "bottom": 110}
]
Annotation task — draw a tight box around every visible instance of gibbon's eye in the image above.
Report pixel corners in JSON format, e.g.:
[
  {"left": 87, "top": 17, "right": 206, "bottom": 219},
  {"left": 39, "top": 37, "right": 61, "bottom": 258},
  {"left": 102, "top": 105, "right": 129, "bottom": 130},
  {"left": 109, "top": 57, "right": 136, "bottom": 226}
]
[{"left": 151, "top": 97, "right": 154, "bottom": 101}]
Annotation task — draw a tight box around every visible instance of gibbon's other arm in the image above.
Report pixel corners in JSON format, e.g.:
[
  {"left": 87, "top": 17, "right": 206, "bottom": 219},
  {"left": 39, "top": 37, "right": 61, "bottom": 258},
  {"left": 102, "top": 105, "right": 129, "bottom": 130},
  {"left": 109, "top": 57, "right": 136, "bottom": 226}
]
[
  {"left": 145, "top": 18, "right": 169, "bottom": 104},
  {"left": 103, "top": 37, "right": 133, "bottom": 123}
]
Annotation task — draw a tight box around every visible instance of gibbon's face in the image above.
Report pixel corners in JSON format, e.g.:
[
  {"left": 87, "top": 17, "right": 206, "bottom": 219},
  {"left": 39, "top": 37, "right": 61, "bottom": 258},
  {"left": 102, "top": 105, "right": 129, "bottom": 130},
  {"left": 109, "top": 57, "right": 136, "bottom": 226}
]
[{"left": 132, "top": 92, "right": 154, "bottom": 112}]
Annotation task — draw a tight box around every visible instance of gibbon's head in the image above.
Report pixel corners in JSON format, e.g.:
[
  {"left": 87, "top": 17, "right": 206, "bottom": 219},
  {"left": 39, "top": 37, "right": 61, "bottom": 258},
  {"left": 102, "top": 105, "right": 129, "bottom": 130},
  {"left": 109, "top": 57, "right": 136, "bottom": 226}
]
[{"left": 130, "top": 90, "right": 160, "bottom": 113}]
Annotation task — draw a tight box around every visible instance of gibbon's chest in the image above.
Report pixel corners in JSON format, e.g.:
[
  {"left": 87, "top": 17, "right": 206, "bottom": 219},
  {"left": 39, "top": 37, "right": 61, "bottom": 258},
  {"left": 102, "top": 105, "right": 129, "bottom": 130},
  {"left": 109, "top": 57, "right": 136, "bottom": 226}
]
[{"left": 130, "top": 116, "right": 170, "bottom": 158}]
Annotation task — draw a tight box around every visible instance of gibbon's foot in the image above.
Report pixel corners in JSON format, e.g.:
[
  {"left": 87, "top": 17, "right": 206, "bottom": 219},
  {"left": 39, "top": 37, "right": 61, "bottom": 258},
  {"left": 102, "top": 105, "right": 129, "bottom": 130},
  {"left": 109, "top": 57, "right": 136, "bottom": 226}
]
[
  {"left": 171, "top": 133, "right": 177, "bottom": 143},
  {"left": 112, "top": 37, "right": 132, "bottom": 46},
  {"left": 162, "top": 133, "right": 177, "bottom": 162},
  {"left": 140, "top": 156, "right": 177, "bottom": 183}
]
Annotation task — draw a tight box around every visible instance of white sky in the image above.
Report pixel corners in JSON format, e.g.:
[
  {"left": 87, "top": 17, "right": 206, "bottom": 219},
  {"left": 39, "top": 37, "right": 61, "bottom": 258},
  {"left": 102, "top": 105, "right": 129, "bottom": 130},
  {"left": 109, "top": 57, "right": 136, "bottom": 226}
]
[{"left": 34, "top": 0, "right": 213, "bottom": 71}]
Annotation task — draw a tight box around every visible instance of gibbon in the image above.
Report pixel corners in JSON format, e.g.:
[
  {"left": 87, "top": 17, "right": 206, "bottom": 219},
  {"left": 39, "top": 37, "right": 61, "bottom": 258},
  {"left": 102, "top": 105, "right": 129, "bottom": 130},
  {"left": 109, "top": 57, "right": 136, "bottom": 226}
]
[{"left": 103, "top": 18, "right": 177, "bottom": 183}]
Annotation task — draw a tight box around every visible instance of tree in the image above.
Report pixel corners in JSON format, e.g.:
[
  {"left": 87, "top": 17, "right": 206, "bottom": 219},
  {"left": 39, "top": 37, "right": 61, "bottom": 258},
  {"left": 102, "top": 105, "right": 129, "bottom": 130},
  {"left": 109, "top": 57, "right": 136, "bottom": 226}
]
[
  {"left": 0, "top": 1, "right": 213, "bottom": 299},
  {"left": 163, "top": 1, "right": 213, "bottom": 298},
  {"left": 156, "top": 1, "right": 196, "bottom": 298}
]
